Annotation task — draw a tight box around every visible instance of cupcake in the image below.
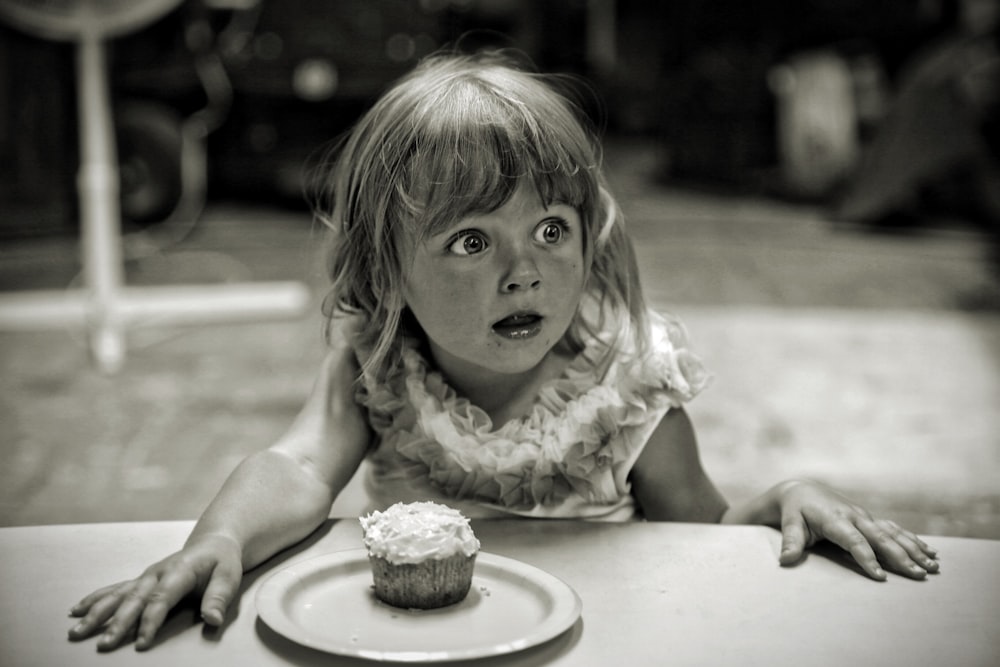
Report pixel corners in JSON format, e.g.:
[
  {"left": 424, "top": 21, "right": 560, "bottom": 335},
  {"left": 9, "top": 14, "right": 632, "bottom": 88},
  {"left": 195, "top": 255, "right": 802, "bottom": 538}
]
[{"left": 359, "top": 501, "right": 480, "bottom": 609}]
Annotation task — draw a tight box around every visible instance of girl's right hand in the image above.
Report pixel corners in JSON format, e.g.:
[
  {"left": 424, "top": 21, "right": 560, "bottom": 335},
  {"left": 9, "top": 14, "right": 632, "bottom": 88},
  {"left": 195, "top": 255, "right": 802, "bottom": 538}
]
[{"left": 67, "top": 533, "right": 243, "bottom": 652}]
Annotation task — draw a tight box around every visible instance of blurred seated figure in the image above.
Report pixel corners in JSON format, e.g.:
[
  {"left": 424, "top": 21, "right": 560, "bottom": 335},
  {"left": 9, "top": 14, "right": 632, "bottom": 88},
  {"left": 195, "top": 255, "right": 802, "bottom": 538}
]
[{"left": 833, "top": 0, "right": 1000, "bottom": 228}]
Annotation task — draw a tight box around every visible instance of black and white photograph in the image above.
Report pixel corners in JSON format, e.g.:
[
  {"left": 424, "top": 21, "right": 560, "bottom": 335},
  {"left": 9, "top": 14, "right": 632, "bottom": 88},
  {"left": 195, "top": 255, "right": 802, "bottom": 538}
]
[{"left": 1, "top": 1, "right": 998, "bottom": 665}]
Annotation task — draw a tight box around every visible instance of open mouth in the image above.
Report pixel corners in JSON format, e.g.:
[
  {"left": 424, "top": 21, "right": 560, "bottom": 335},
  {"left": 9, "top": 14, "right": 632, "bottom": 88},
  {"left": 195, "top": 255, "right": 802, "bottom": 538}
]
[{"left": 492, "top": 312, "right": 543, "bottom": 340}]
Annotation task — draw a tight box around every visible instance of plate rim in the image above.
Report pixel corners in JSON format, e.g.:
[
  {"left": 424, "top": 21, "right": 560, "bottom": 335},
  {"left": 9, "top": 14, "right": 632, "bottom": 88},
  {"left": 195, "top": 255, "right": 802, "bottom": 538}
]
[{"left": 255, "top": 547, "right": 582, "bottom": 662}]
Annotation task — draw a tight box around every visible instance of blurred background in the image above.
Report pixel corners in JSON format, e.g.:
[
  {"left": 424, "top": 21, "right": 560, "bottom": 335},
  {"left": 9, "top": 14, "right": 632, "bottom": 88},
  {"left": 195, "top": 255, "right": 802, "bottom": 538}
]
[{"left": 1, "top": 0, "right": 998, "bottom": 536}]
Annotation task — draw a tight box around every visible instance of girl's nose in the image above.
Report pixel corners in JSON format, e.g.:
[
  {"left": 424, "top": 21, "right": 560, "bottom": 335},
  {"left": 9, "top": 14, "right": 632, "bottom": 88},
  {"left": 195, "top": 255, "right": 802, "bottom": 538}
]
[{"left": 500, "top": 253, "right": 542, "bottom": 293}]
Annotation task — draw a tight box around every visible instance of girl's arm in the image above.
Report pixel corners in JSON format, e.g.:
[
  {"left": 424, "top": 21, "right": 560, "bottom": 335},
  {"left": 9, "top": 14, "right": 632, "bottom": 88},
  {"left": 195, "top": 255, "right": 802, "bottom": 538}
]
[
  {"left": 629, "top": 407, "right": 729, "bottom": 523},
  {"left": 191, "top": 332, "right": 371, "bottom": 570},
  {"left": 68, "top": 324, "right": 371, "bottom": 651},
  {"left": 631, "top": 407, "right": 938, "bottom": 580}
]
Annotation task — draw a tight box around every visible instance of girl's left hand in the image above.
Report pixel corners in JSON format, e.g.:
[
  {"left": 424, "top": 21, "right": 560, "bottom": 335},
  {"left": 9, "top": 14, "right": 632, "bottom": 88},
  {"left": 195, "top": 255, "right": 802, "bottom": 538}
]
[{"left": 775, "top": 480, "right": 940, "bottom": 580}]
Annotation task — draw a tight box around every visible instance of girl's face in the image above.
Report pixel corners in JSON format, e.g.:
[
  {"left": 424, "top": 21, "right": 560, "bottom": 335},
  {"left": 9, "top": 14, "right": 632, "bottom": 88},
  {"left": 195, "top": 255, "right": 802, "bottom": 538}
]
[{"left": 402, "top": 183, "right": 586, "bottom": 392}]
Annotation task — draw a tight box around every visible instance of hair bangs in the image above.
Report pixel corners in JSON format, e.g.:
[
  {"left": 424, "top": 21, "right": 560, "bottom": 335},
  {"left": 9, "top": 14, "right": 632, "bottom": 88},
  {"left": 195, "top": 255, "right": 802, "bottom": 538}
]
[{"left": 397, "top": 68, "right": 600, "bottom": 240}]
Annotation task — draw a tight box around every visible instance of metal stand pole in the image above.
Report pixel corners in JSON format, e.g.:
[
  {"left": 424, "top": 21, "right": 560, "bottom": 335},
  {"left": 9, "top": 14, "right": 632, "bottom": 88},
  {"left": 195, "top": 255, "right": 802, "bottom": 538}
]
[{"left": 77, "top": 29, "right": 126, "bottom": 372}]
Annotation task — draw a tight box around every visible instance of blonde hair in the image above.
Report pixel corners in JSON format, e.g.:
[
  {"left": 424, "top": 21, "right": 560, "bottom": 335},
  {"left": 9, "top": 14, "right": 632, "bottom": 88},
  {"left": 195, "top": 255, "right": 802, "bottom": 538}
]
[{"left": 313, "top": 51, "right": 647, "bottom": 383}]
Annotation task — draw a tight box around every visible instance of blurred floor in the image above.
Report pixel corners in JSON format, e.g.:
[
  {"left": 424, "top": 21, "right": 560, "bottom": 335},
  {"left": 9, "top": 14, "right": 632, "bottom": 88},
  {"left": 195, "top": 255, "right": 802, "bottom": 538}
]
[{"left": 1, "top": 139, "right": 998, "bottom": 538}]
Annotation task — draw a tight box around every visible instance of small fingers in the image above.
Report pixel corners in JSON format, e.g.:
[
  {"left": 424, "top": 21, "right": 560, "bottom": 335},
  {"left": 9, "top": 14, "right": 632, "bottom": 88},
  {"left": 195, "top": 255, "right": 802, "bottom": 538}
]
[
  {"left": 68, "top": 565, "right": 198, "bottom": 652},
  {"left": 68, "top": 596, "right": 114, "bottom": 641},
  {"left": 821, "top": 518, "right": 887, "bottom": 580},
  {"left": 133, "top": 567, "right": 198, "bottom": 651},
  {"left": 67, "top": 578, "right": 153, "bottom": 650},
  {"left": 69, "top": 582, "right": 129, "bottom": 618},
  {"left": 95, "top": 576, "right": 162, "bottom": 651},
  {"left": 906, "top": 529, "right": 940, "bottom": 562},
  {"left": 863, "top": 519, "right": 940, "bottom": 579},
  {"left": 68, "top": 583, "right": 132, "bottom": 640}
]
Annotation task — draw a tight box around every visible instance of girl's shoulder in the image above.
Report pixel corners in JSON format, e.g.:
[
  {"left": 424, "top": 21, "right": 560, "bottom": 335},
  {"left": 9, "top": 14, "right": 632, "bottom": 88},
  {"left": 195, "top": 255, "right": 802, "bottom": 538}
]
[{"left": 569, "top": 306, "right": 711, "bottom": 410}]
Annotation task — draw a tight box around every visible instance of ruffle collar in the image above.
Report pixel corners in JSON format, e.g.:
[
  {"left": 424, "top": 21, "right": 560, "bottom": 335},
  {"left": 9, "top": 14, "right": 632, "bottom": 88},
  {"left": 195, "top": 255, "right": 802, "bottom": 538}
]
[{"left": 360, "top": 309, "right": 710, "bottom": 509}]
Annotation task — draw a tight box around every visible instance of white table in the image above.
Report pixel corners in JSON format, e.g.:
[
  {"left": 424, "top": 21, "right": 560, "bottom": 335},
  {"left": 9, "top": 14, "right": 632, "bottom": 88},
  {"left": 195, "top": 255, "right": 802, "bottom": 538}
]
[{"left": 1, "top": 519, "right": 997, "bottom": 666}]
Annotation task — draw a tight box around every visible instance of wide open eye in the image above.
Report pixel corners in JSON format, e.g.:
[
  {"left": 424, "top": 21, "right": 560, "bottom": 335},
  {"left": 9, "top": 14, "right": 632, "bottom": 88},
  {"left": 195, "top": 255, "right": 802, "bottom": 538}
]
[
  {"left": 534, "top": 219, "right": 569, "bottom": 245},
  {"left": 447, "top": 231, "right": 488, "bottom": 256}
]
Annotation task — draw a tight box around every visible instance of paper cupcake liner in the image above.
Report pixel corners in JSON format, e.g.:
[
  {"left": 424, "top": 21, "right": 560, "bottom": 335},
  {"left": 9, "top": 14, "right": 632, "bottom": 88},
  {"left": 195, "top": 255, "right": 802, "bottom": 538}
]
[{"left": 369, "top": 552, "right": 477, "bottom": 610}]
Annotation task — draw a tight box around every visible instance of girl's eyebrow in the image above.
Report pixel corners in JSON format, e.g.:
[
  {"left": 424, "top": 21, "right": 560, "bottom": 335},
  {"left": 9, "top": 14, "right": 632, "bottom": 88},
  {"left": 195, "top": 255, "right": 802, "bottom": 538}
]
[
  {"left": 544, "top": 202, "right": 576, "bottom": 214},
  {"left": 429, "top": 217, "right": 477, "bottom": 237}
]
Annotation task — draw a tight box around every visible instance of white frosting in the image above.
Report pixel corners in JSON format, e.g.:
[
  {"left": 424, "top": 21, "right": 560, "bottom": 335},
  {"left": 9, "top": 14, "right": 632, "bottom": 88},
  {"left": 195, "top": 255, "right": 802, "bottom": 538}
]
[{"left": 360, "top": 501, "right": 480, "bottom": 564}]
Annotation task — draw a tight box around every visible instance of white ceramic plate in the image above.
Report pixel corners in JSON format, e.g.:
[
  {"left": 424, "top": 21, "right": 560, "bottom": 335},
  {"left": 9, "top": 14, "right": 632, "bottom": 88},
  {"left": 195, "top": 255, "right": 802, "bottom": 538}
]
[{"left": 255, "top": 549, "right": 582, "bottom": 662}]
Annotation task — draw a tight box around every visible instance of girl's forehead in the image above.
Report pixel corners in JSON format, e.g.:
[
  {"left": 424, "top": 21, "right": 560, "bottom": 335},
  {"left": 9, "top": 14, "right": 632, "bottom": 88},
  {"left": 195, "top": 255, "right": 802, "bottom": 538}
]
[
  {"left": 412, "top": 177, "right": 582, "bottom": 237},
  {"left": 440, "top": 184, "right": 571, "bottom": 227}
]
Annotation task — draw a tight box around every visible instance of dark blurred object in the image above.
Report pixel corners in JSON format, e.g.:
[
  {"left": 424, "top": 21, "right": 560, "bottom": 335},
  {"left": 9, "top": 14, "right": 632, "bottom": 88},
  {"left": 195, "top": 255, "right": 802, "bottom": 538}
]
[
  {"left": 767, "top": 49, "right": 867, "bottom": 200},
  {"left": 174, "top": 0, "right": 586, "bottom": 204},
  {"left": 1, "top": 0, "right": 589, "bottom": 227},
  {"left": 833, "top": 0, "right": 1000, "bottom": 228},
  {"left": 0, "top": 20, "right": 76, "bottom": 236},
  {"left": 626, "top": 0, "right": 957, "bottom": 190},
  {"left": 177, "top": 0, "right": 452, "bottom": 204}
]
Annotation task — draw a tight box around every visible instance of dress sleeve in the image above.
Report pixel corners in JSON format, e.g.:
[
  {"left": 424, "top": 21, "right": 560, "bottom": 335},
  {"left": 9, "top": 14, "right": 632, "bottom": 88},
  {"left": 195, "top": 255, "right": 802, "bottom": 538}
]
[{"left": 608, "top": 310, "right": 712, "bottom": 490}]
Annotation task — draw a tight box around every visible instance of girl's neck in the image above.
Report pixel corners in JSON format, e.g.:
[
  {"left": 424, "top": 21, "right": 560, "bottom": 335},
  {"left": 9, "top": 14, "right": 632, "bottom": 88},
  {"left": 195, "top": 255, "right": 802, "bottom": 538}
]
[{"left": 431, "top": 343, "right": 576, "bottom": 427}]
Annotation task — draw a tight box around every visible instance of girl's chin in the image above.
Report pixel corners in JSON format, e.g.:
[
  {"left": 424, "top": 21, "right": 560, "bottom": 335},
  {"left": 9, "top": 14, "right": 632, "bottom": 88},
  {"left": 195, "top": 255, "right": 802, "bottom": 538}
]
[
  {"left": 485, "top": 341, "right": 573, "bottom": 377},
  {"left": 427, "top": 328, "right": 573, "bottom": 382},
  {"left": 476, "top": 353, "right": 549, "bottom": 377},
  {"left": 438, "top": 348, "right": 550, "bottom": 382}
]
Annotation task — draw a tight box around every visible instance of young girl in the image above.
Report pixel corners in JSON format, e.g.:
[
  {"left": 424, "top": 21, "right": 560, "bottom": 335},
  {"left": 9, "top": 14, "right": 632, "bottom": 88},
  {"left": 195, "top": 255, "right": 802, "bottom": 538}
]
[{"left": 68, "top": 51, "right": 939, "bottom": 652}]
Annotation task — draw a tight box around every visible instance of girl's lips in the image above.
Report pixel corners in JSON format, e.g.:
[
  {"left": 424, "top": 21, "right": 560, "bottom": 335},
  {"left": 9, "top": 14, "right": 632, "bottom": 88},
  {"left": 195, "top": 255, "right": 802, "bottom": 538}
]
[{"left": 492, "top": 313, "right": 543, "bottom": 339}]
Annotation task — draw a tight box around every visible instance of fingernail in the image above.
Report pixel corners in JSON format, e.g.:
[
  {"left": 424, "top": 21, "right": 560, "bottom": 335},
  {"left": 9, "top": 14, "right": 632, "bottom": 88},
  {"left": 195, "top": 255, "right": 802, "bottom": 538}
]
[{"left": 874, "top": 567, "right": 886, "bottom": 579}]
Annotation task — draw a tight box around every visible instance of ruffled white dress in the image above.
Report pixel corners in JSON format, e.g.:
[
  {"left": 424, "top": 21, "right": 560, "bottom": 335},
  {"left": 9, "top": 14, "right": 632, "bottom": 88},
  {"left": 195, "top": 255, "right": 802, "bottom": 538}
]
[{"left": 356, "top": 309, "right": 710, "bottom": 521}]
